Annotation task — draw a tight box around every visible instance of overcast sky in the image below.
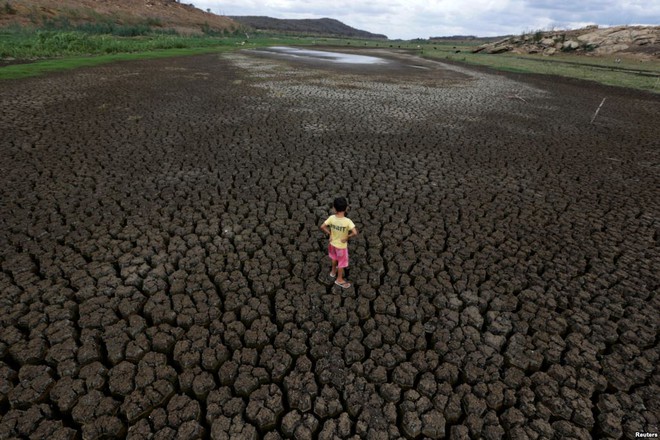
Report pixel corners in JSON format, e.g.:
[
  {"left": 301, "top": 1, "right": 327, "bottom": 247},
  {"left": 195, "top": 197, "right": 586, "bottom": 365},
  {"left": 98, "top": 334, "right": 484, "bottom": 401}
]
[{"left": 192, "top": 0, "right": 659, "bottom": 40}]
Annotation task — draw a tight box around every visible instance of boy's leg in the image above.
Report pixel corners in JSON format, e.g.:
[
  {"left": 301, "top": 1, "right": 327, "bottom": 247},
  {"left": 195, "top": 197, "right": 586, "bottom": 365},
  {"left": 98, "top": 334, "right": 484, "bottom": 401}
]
[
  {"left": 328, "top": 244, "right": 338, "bottom": 277},
  {"left": 336, "top": 248, "right": 349, "bottom": 284}
]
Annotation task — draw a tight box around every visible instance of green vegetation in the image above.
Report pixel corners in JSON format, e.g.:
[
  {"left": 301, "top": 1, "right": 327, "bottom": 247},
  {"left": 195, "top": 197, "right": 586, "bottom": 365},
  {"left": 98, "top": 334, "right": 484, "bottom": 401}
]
[
  {"left": 0, "top": 30, "right": 235, "bottom": 59},
  {"left": 533, "top": 30, "right": 544, "bottom": 42},
  {"left": 42, "top": 20, "right": 174, "bottom": 37},
  {"left": 420, "top": 41, "right": 660, "bottom": 93},
  {"left": 34, "top": 12, "right": 179, "bottom": 37}
]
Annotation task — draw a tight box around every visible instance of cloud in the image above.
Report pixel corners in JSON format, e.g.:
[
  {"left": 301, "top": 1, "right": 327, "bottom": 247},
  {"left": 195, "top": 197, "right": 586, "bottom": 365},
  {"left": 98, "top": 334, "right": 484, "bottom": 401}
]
[{"left": 193, "top": 0, "right": 660, "bottom": 39}]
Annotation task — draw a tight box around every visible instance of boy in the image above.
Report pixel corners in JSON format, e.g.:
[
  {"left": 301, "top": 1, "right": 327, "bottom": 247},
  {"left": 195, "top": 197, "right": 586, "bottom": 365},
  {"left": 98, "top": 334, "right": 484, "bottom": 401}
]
[{"left": 320, "top": 197, "right": 358, "bottom": 288}]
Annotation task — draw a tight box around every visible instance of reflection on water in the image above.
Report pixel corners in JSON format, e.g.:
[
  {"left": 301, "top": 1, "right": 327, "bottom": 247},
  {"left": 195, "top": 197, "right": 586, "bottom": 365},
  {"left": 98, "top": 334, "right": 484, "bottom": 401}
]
[{"left": 256, "top": 46, "right": 388, "bottom": 65}]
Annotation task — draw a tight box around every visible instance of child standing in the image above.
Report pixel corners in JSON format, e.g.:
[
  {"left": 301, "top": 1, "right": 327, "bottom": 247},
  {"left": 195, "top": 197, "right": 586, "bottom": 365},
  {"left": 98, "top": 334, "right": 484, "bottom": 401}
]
[{"left": 320, "top": 197, "right": 358, "bottom": 288}]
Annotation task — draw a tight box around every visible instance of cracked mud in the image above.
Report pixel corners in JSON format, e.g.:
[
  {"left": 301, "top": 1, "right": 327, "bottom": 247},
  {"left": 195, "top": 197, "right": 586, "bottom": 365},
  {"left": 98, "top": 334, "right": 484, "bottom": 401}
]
[{"left": 0, "top": 49, "right": 658, "bottom": 439}]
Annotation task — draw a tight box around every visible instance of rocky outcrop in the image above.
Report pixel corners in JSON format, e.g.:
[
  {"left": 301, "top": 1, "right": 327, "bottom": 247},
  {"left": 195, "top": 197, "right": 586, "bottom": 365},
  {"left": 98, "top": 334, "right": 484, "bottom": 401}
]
[{"left": 473, "top": 25, "right": 660, "bottom": 58}]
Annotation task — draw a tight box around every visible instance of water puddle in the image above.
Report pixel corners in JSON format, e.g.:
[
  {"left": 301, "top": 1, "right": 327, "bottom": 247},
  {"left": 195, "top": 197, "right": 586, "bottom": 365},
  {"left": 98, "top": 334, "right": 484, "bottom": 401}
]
[{"left": 254, "top": 46, "right": 389, "bottom": 65}]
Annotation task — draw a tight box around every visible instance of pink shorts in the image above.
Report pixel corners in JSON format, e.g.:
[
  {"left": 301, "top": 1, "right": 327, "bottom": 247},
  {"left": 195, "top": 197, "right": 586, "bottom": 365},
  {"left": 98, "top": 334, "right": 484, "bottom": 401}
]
[{"left": 328, "top": 244, "right": 349, "bottom": 269}]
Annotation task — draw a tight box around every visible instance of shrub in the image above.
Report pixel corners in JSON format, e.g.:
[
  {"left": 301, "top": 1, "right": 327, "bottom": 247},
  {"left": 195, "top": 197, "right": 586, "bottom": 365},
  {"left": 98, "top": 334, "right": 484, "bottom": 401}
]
[
  {"left": 3, "top": 1, "right": 16, "bottom": 15},
  {"left": 582, "top": 42, "right": 596, "bottom": 52},
  {"left": 113, "top": 24, "right": 151, "bottom": 37},
  {"left": 200, "top": 22, "right": 233, "bottom": 36},
  {"left": 143, "top": 17, "right": 163, "bottom": 27},
  {"left": 36, "top": 31, "right": 92, "bottom": 54},
  {"left": 76, "top": 22, "right": 116, "bottom": 34},
  {"left": 154, "top": 28, "right": 177, "bottom": 35},
  {"left": 42, "top": 16, "right": 72, "bottom": 30},
  {"left": 533, "top": 30, "right": 543, "bottom": 42},
  {"left": 27, "top": 7, "right": 39, "bottom": 24}
]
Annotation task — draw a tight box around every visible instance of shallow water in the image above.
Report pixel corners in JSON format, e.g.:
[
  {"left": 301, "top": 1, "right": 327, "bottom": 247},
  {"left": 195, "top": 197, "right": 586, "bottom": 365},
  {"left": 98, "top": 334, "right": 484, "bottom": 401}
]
[{"left": 256, "top": 46, "right": 389, "bottom": 65}]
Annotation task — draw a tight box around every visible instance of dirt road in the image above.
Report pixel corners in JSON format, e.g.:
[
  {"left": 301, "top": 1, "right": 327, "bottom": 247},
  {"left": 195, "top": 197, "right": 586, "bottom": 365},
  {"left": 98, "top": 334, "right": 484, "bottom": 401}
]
[{"left": 0, "top": 49, "right": 658, "bottom": 439}]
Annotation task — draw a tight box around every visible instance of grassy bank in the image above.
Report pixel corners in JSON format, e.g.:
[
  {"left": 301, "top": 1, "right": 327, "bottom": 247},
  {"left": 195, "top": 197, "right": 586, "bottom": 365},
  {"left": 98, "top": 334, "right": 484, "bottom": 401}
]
[
  {"left": 0, "top": 33, "right": 245, "bottom": 79},
  {"left": 0, "top": 27, "right": 249, "bottom": 59},
  {"left": 0, "top": 27, "right": 315, "bottom": 80},
  {"left": 0, "top": 46, "right": 243, "bottom": 80},
  {"left": 420, "top": 41, "right": 660, "bottom": 93}
]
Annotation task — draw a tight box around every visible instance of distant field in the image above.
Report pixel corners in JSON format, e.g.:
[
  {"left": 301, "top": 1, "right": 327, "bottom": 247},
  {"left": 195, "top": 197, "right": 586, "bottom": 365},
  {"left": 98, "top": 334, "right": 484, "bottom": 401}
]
[{"left": 420, "top": 40, "right": 660, "bottom": 93}]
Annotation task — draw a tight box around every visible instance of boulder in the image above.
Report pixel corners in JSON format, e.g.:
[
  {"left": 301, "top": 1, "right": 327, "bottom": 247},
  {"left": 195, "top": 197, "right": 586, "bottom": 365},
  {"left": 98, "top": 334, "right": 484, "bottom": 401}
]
[
  {"left": 594, "top": 44, "right": 630, "bottom": 55},
  {"left": 486, "top": 45, "right": 510, "bottom": 54},
  {"left": 578, "top": 31, "right": 607, "bottom": 45}
]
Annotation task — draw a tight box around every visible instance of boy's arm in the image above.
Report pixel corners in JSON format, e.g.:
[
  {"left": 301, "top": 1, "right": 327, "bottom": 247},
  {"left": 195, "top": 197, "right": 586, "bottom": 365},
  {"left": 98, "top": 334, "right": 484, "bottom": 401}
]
[
  {"left": 320, "top": 224, "right": 331, "bottom": 237},
  {"left": 342, "top": 227, "right": 358, "bottom": 243}
]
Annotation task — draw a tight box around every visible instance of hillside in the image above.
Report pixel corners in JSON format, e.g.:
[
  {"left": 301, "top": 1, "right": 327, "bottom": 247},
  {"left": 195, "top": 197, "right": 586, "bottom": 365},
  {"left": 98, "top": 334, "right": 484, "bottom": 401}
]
[
  {"left": 0, "top": 0, "right": 239, "bottom": 34},
  {"left": 229, "top": 16, "right": 387, "bottom": 40},
  {"left": 473, "top": 25, "right": 660, "bottom": 59}
]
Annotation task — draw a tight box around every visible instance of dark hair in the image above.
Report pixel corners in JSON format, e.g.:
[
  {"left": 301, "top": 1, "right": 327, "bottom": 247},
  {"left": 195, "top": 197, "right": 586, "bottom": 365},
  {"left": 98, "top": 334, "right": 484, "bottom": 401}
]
[{"left": 333, "top": 197, "right": 348, "bottom": 213}]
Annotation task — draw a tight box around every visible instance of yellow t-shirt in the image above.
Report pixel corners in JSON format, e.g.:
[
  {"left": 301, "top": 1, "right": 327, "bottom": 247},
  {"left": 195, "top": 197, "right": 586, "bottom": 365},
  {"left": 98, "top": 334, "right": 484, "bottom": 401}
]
[{"left": 324, "top": 215, "right": 355, "bottom": 249}]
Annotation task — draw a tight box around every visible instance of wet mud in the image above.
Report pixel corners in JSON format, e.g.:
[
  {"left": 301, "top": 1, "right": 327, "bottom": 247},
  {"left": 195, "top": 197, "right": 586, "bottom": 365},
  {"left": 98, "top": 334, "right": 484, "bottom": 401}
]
[{"left": 0, "top": 49, "right": 658, "bottom": 439}]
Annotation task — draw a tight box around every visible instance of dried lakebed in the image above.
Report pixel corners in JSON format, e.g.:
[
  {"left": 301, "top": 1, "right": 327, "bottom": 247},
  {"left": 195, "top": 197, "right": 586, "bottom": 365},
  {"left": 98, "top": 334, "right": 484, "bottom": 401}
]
[{"left": 0, "top": 49, "right": 658, "bottom": 439}]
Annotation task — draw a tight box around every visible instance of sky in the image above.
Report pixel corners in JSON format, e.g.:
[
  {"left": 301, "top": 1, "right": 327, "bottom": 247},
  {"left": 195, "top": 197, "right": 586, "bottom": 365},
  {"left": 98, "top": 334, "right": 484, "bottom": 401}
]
[{"left": 192, "top": 0, "right": 660, "bottom": 40}]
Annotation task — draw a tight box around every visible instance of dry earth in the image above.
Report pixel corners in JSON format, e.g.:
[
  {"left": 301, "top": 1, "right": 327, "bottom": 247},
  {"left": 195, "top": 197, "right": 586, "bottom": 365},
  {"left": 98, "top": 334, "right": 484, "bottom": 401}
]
[{"left": 0, "top": 49, "right": 658, "bottom": 439}]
